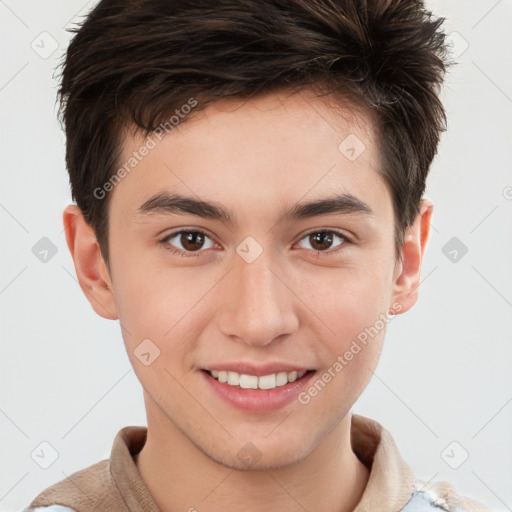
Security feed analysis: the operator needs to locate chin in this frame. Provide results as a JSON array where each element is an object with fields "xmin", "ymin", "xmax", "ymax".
[{"xmin": 205, "ymin": 438, "xmax": 314, "ymax": 472}]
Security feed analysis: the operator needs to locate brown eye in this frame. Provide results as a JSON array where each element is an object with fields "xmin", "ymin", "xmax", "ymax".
[
  {"xmin": 162, "ymin": 230, "xmax": 215, "ymax": 255},
  {"xmin": 297, "ymin": 230, "xmax": 346, "ymax": 253},
  {"xmin": 179, "ymin": 231, "xmax": 206, "ymax": 251}
]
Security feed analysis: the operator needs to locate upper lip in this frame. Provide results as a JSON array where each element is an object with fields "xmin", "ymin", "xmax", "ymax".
[{"xmin": 203, "ymin": 363, "xmax": 313, "ymax": 377}]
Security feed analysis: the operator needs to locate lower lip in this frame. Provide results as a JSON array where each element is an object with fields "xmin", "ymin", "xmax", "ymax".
[{"xmin": 201, "ymin": 370, "xmax": 316, "ymax": 413}]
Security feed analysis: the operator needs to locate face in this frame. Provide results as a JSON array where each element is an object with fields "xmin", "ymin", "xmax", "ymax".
[{"xmin": 67, "ymin": 88, "xmax": 424, "ymax": 471}]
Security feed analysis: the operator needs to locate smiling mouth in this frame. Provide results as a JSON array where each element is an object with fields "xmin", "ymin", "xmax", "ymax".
[{"xmin": 203, "ymin": 369, "xmax": 314, "ymax": 390}]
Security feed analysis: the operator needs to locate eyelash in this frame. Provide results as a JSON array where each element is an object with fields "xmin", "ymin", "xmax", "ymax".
[{"xmin": 159, "ymin": 228, "xmax": 352, "ymax": 258}]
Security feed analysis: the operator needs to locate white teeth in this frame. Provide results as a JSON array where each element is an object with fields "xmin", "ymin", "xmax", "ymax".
[
  {"xmin": 227, "ymin": 371, "xmax": 240, "ymax": 386},
  {"xmin": 276, "ymin": 372, "xmax": 288, "ymax": 386},
  {"xmin": 208, "ymin": 369, "xmax": 308, "ymax": 389},
  {"xmin": 258, "ymin": 374, "xmax": 276, "ymax": 390},
  {"xmin": 239, "ymin": 374, "xmax": 258, "ymax": 389}
]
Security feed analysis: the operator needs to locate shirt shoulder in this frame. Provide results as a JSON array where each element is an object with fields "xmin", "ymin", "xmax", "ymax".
[
  {"xmin": 22, "ymin": 506, "xmax": 77, "ymax": 512},
  {"xmin": 400, "ymin": 481, "xmax": 493, "ymax": 512},
  {"xmin": 24, "ymin": 425, "xmax": 149, "ymax": 512}
]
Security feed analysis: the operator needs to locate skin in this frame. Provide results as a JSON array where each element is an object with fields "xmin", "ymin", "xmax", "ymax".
[{"xmin": 63, "ymin": 88, "xmax": 432, "ymax": 512}]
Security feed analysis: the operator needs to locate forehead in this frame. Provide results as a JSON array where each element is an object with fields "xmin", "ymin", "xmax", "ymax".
[{"xmin": 110, "ymin": 88, "xmax": 386, "ymax": 221}]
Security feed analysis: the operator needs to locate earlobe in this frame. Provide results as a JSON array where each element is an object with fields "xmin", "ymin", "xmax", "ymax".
[
  {"xmin": 63, "ymin": 205, "xmax": 118, "ymax": 320},
  {"xmin": 390, "ymin": 199, "xmax": 433, "ymax": 315}
]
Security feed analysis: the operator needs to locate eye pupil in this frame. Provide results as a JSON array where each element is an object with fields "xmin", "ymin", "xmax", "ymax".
[
  {"xmin": 181, "ymin": 231, "xmax": 205, "ymax": 251},
  {"xmin": 310, "ymin": 232, "xmax": 334, "ymax": 251}
]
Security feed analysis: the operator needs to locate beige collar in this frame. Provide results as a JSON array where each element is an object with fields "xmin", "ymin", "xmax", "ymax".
[
  {"xmin": 350, "ymin": 414, "xmax": 416, "ymax": 511},
  {"xmin": 108, "ymin": 414, "xmax": 416, "ymax": 511}
]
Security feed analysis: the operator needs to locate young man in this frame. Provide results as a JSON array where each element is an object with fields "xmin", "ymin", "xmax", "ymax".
[{"xmin": 25, "ymin": 0, "xmax": 490, "ymax": 511}]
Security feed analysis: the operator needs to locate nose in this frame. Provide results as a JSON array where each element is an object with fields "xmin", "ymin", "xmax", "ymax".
[{"xmin": 217, "ymin": 253, "xmax": 299, "ymax": 347}]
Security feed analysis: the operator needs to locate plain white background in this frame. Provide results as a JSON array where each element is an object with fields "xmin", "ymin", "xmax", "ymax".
[{"xmin": 1, "ymin": 1, "xmax": 511, "ymax": 511}]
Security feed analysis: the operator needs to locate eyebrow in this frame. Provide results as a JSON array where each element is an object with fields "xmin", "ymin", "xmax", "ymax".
[{"xmin": 135, "ymin": 191, "xmax": 372, "ymax": 225}]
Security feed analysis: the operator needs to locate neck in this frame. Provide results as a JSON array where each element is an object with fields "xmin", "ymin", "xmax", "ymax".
[{"xmin": 135, "ymin": 402, "xmax": 369, "ymax": 512}]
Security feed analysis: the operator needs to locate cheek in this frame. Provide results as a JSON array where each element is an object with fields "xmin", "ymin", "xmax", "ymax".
[
  {"xmin": 302, "ymin": 263, "xmax": 394, "ymax": 345},
  {"xmin": 296, "ymin": 269, "xmax": 392, "ymax": 414},
  {"xmin": 112, "ymin": 262, "xmax": 214, "ymax": 363},
  {"xmin": 293, "ymin": 262, "xmax": 392, "ymax": 401}
]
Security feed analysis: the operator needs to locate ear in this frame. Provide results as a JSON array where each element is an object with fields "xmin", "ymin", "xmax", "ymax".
[
  {"xmin": 389, "ymin": 199, "xmax": 433, "ymax": 315},
  {"xmin": 63, "ymin": 205, "xmax": 118, "ymax": 320}
]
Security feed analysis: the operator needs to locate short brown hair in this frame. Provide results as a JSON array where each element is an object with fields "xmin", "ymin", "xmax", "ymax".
[{"xmin": 57, "ymin": 0, "xmax": 449, "ymax": 269}]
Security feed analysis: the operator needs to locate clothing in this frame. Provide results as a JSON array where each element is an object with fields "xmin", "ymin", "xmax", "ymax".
[{"xmin": 23, "ymin": 414, "xmax": 490, "ymax": 512}]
